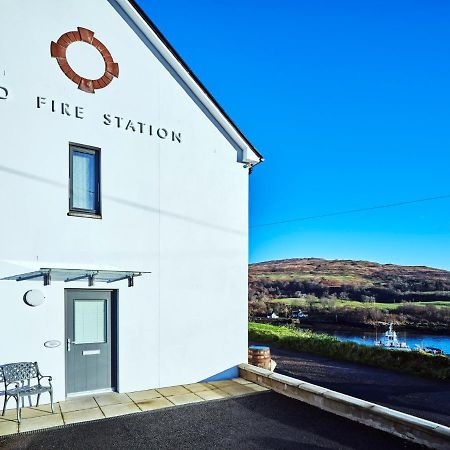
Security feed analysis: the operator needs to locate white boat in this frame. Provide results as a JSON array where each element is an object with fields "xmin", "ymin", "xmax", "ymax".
[
  {"xmin": 374, "ymin": 323, "xmax": 411, "ymax": 351},
  {"xmin": 414, "ymin": 345, "xmax": 445, "ymax": 356}
]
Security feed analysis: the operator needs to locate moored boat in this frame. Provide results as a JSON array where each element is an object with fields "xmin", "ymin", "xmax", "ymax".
[
  {"xmin": 374, "ymin": 323, "xmax": 411, "ymax": 351},
  {"xmin": 414, "ymin": 345, "xmax": 445, "ymax": 356}
]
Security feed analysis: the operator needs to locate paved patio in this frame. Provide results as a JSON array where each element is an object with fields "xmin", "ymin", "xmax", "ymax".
[{"xmin": 0, "ymin": 378, "xmax": 268, "ymax": 436}]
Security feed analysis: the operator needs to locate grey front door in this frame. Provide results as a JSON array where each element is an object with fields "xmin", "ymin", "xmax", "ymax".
[{"xmin": 65, "ymin": 290, "xmax": 114, "ymax": 395}]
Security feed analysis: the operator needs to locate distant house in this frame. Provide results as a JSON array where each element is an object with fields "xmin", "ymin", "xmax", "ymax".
[{"xmin": 0, "ymin": 0, "xmax": 262, "ymax": 404}]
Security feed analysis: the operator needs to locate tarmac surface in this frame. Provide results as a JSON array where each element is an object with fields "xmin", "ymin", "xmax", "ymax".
[
  {"xmin": 0, "ymin": 392, "xmax": 424, "ymax": 450},
  {"xmin": 270, "ymin": 346, "xmax": 450, "ymax": 426}
]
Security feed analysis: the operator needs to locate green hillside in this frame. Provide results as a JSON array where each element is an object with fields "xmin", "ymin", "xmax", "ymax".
[{"xmin": 248, "ymin": 258, "xmax": 450, "ymax": 332}]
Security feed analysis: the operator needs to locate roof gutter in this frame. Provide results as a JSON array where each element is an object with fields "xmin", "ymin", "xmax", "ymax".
[{"xmin": 113, "ymin": 0, "xmax": 263, "ymax": 166}]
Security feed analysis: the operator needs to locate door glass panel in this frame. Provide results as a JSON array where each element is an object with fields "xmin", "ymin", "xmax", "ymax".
[{"xmin": 74, "ymin": 299, "xmax": 106, "ymax": 344}]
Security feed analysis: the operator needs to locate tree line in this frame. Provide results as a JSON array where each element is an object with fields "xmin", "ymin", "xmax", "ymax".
[{"xmin": 249, "ymin": 278, "xmax": 450, "ymax": 304}]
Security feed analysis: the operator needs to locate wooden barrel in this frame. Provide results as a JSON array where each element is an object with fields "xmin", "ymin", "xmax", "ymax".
[{"xmin": 248, "ymin": 345, "xmax": 271, "ymax": 370}]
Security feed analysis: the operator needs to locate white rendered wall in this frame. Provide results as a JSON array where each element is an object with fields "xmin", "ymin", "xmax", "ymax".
[{"xmin": 0, "ymin": 0, "xmax": 249, "ymax": 404}]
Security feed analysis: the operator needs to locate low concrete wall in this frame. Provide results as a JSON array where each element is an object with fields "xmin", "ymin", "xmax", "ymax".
[{"xmin": 239, "ymin": 363, "xmax": 450, "ymax": 450}]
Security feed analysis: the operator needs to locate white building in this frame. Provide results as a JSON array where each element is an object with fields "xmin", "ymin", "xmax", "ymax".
[{"xmin": 0, "ymin": 0, "xmax": 262, "ymax": 403}]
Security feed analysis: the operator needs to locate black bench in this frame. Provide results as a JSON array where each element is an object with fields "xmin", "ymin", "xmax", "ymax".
[{"xmin": 1, "ymin": 362, "xmax": 53, "ymax": 423}]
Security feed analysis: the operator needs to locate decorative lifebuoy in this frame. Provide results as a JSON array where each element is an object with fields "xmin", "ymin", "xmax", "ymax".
[
  {"xmin": 0, "ymin": 86, "xmax": 8, "ymax": 99},
  {"xmin": 50, "ymin": 27, "xmax": 119, "ymax": 94}
]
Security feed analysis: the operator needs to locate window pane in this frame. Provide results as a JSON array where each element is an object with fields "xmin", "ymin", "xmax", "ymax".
[
  {"xmin": 72, "ymin": 151, "xmax": 97, "ymax": 211},
  {"xmin": 74, "ymin": 300, "xmax": 106, "ymax": 344}
]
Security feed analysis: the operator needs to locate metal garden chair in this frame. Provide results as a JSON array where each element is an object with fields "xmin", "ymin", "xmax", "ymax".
[{"xmin": 1, "ymin": 362, "xmax": 53, "ymax": 423}]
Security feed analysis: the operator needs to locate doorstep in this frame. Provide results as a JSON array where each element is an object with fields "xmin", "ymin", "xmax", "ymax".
[{"xmin": 0, "ymin": 378, "xmax": 268, "ymax": 436}]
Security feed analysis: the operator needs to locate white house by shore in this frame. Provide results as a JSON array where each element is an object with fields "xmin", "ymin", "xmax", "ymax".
[{"xmin": 0, "ymin": 0, "xmax": 262, "ymax": 404}]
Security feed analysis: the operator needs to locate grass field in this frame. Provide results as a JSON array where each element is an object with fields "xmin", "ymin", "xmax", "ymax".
[
  {"xmin": 266, "ymin": 298, "xmax": 450, "ymax": 310},
  {"xmin": 414, "ymin": 301, "xmax": 450, "ymax": 308},
  {"xmin": 251, "ymin": 273, "xmax": 369, "ymax": 284}
]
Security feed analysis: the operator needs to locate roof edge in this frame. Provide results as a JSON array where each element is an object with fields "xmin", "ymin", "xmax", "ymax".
[{"xmin": 117, "ymin": 0, "xmax": 263, "ymax": 165}]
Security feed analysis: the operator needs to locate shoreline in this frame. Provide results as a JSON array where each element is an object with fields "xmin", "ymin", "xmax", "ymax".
[
  {"xmin": 298, "ymin": 321, "xmax": 450, "ymax": 336},
  {"xmin": 248, "ymin": 322, "xmax": 450, "ymax": 380},
  {"xmin": 251, "ymin": 317, "xmax": 450, "ymax": 335}
]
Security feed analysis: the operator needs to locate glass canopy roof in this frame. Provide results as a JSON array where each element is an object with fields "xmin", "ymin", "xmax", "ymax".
[{"xmin": 1, "ymin": 268, "xmax": 150, "ymax": 287}]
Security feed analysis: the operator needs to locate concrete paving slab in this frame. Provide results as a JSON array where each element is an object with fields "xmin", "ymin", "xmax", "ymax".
[
  {"xmin": 59, "ymin": 396, "xmax": 97, "ymax": 413},
  {"xmin": 127, "ymin": 389, "xmax": 162, "ymax": 402},
  {"xmin": 19, "ymin": 413, "xmax": 64, "ymax": 433},
  {"xmin": 196, "ymin": 389, "xmax": 230, "ymax": 401},
  {"xmin": 0, "ymin": 420, "xmax": 18, "ymax": 436},
  {"xmin": 207, "ymin": 380, "xmax": 237, "ymax": 389},
  {"xmin": 218, "ymin": 383, "xmax": 257, "ymax": 396},
  {"xmin": 63, "ymin": 407, "xmax": 104, "ymax": 425},
  {"xmin": 2, "ymin": 404, "xmax": 55, "ymax": 420},
  {"xmin": 101, "ymin": 403, "xmax": 140, "ymax": 418},
  {"xmin": 156, "ymin": 386, "xmax": 190, "ymax": 396},
  {"xmin": 94, "ymin": 392, "xmax": 133, "ymax": 407},
  {"xmin": 246, "ymin": 383, "xmax": 270, "ymax": 392},
  {"xmin": 167, "ymin": 393, "xmax": 204, "ymax": 406},
  {"xmin": 137, "ymin": 397, "xmax": 173, "ymax": 411},
  {"xmin": 183, "ymin": 383, "xmax": 213, "ymax": 393}
]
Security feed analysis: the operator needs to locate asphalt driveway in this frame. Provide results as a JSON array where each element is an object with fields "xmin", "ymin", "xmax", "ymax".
[
  {"xmin": 1, "ymin": 392, "xmax": 424, "ymax": 450},
  {"xmin": 269, "ymin": 346, "xmax": 450, "ymax": 426}
]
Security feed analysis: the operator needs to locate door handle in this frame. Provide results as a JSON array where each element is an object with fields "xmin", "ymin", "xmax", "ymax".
[{"xmin": 67, "ymin": 338, "xmax": 78, "ymax": 351}]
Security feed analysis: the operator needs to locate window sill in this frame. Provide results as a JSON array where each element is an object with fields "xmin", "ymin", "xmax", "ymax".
[{"xmin": 67, "ymin": 211, "xmax": 102, "ymax": 220}]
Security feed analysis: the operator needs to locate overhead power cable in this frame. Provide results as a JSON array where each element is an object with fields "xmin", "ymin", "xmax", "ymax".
[{"xmin": 250, "ymin": 193, "xmax": 450, "ymax": 229}]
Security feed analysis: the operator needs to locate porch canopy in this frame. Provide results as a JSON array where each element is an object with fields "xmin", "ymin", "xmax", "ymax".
[{"xmin": 1, "ymin": 268, "xmax": 150, "ymax": 287}]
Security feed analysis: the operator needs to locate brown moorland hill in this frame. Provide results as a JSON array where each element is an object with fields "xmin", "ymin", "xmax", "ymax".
[
  {"xmin": 249, "ymin": 258, "xmax": 450, "ymax": 303},
  {"xmin": 250, "ymin": 258, "xmax": 450, "ymax": 287}
]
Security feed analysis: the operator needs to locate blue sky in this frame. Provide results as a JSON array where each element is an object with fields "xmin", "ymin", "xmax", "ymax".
[{"xmin": 138, "ymin": 1, "xmax": 450, "ymax": 269}]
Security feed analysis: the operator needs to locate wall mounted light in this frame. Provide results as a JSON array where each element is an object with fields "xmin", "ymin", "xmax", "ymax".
[{"xmin": 23, "ymin": 289, "xmax": 46, "ymax": 307}]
